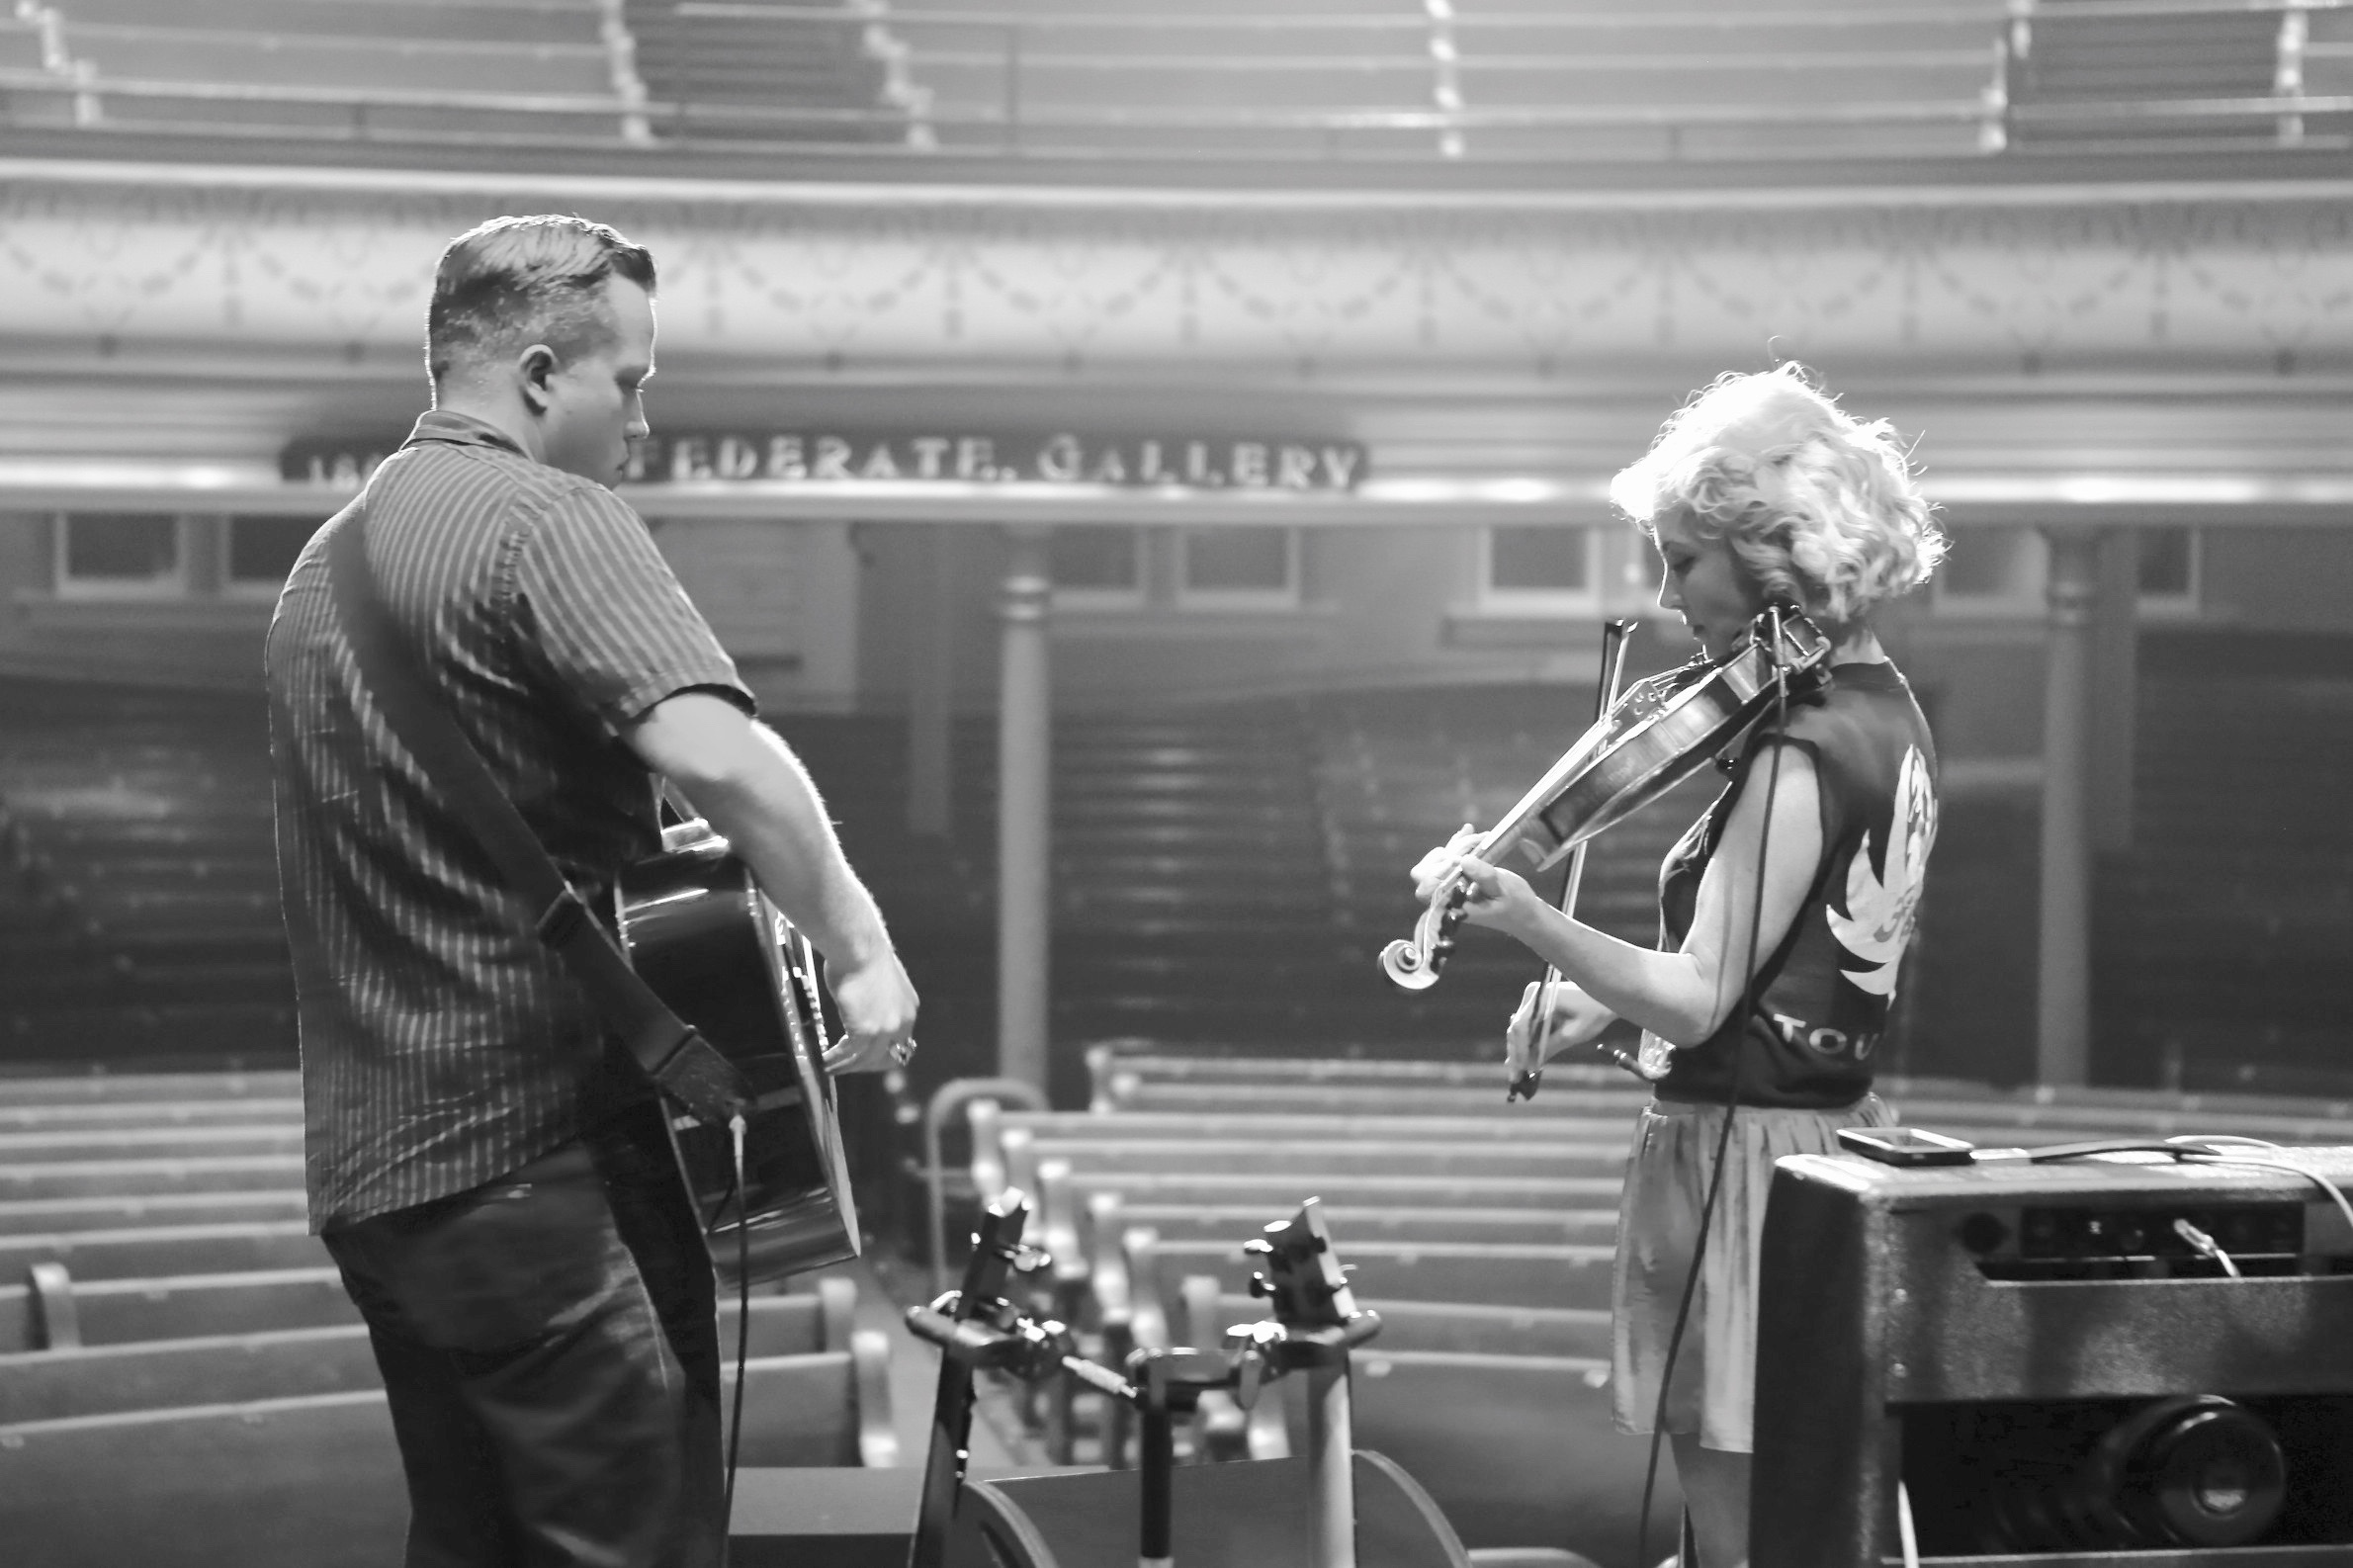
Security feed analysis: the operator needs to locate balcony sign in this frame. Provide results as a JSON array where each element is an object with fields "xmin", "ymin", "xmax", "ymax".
[{"xmin": 282, "ymin": 430, "xmax": 1368, "ymax": 492}]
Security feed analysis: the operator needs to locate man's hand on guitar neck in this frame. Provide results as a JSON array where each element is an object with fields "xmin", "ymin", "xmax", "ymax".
[{"xmin": 625, "ymin": 691, "xmax": 919, "ymax": 1073}]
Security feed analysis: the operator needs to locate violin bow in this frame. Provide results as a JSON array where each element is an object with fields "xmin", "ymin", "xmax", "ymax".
[{"xmin": 1507, "ymin": 618, "xmax": 1637, "ymax": 1101}]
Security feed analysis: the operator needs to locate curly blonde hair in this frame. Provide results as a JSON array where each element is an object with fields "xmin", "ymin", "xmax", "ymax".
[{"xmin": 1608, "ymin": 365, "xmax": 1946, "ymax": 635}]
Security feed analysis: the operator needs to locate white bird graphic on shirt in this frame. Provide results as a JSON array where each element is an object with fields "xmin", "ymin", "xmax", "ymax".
[{"xmin": 1828, "ymin": 745, "xmax": 1937, "ymax": 998}]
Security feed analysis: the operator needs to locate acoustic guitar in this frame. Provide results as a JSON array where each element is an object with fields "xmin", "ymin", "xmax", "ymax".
[{"xmin": 613, "ymin": 820, "xmax": 862, "ymax": 1288}]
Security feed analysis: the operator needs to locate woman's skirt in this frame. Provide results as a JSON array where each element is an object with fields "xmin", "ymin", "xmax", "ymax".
[{"xmin": 1609, "ymin": 1091, "xmax": 1893, "ymax": 1453}]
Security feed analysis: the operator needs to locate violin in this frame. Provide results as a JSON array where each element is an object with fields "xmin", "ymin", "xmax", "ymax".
[{"xmin": 1378, "ymin": 605, "xmax": 1833, "ymax": 994}]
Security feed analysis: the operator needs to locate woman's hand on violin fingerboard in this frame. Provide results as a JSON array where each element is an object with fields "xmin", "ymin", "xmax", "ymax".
[
  {"xmin": 1442, "ymin": 848, "xmax": 1547, "ymax": 938},
  {"xmin": 1410, "ymin": 825, "xmax": 1485, "ymax": 903}
]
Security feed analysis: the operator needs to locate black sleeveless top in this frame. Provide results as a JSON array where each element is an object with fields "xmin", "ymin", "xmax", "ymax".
[{"xmin": 1650, "ymin": 660, "xmax": 1939, "ymax": 1109}]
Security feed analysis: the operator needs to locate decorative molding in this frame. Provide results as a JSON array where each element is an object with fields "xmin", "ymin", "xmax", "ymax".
[{"xmin": 0, "ymin": 172, "xmax": 2347, "ymax": 376}]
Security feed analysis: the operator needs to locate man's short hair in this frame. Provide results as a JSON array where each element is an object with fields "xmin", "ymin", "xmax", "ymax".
[{"xmin": 426, "ymin": 215, "xmax": 656, "ymax": 388}]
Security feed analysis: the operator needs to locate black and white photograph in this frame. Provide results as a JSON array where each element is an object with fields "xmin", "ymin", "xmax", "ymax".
[{"xmin": 1, "ymin": 2, "xmax": 2350, "ymax": 1565}]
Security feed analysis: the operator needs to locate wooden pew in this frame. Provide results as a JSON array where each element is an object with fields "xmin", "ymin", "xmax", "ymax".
[
  {"xmin": 991, "ymin": 1107, "xmax": 1635, "ymax": 1147},
  {"xmin": 0, "ymin": 1265, "xmax": 356, "ymax": 1350},
  {"xmin": 0, "ymin": 1156, "xmax": 306, "ymax": 1200},
  {"xmin": 0, "ymin": 1323, "xmax": 384, "ymax": 1421},
  {"xmin": 1107, "ymin": 1203, "xmax": 1616, "ymax": 1250},
  {"xmin": 1123, "ymin": 1227, "xmax": 1614, "ymax": 1312},
  {"xmin": 1185, "ymin": 1287, "xmax": 1612, "ymax": 1360},
  {"xmin": 0, "ymin": 1099, "xmax": 302, "ymax": 1133},
  {"xmin": 1081, "ymin": 1045, "xmax": 1629, "ymax": 1102},
  {"xmin": 1, "ymin": 1263, "xmax": 859, "ymax": 1352},
  {"xmin": 0, "ymin": 1343, "xmax": 899, "ymax": 1567},
  {"xmin": 998, "ymin": 1134, "xmax": 1624, "ymax": 1189},
  {"xmin": 0, "ymin": 1126, "xmax": 305, "ymax": 1164},
  {"xmin": 991, "ymin": 1135, "xmax": 1622, "ymax": 1276},
  {"xmin": 1028, "ymin": 1173, "xmax": 1620, "ymax": 1318},
  {"xmin": 0, "ymin": 1070, "xmax": 300, "ymax": 1106},
  {"xmin": 1085, "ymin": 1050, "xmax": 2353, "ymax": 1144},
  {"xmin": 1088, "ymin": 1076, "xmax": 2353, "ymax": 1148},
  {"xmin": 0, "ymin": 1191, "xmax": 308, "ymax": 1235},
  {"xmin": 0, "ymin": 1286, "xmax": 858, "ymax": 1421},
  {"xmin": 0, "ymin": 1220, "xmax": 326, "ymax": 1280},
  {"xmin": 1029, "ymin": 1167, "xmax": 1621, "ymax": 1213},
  {"xmin": 1084, "ymin": 1048, "xmax": 1650, "ymax": 1116},
  {"xmin": 1103, "ymin": 1080, "xmax": 1651, "ymax": 1120}
]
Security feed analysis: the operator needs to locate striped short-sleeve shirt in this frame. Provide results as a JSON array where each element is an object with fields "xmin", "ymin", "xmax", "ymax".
[{"xmin": 266, "ymin": 410, "xmax": 754, "ymax": 1229}]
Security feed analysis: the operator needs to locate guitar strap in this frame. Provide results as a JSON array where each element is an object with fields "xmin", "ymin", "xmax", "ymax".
[{"xmin": 325, "ymin": 505, "xmax": 755, "ymax": 1129}]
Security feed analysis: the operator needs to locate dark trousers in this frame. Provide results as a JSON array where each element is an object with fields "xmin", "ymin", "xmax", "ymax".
[{"xmin": 323, "ymin": 1100, "xmax": 723, "ymax": 1568}]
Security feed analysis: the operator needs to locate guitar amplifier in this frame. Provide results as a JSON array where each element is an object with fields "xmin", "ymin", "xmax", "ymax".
[{"xmin": 1751, "ymin": 1143, "xmax": 2353, "ymax": 1568}]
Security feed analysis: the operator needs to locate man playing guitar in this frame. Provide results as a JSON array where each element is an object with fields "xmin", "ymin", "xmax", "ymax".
[{"xmin": 266, "ymin": 214, "xmax": 916, "ymax": 1568}]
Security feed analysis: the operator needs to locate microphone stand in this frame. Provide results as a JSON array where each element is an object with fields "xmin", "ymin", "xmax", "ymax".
[{"xmin": 1508, "ymin": 619, "xmax": 1640, "ymax": 1100}]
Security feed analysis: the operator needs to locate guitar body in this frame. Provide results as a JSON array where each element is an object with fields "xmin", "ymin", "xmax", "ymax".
[{"xmin": 613, "ymin": 823, "xmax": 861, "ymax": 1287}]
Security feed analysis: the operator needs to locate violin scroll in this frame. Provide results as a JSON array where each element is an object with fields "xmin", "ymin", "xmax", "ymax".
[{"xmin": 1377, "ymin": 876, "xmax": 1472, "ymax": 990}]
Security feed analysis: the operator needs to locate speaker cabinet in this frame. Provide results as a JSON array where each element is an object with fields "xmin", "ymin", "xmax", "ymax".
[{"xmin": 1752, "ymin": 1146, "xmax": 2353, "ymax": 1567}]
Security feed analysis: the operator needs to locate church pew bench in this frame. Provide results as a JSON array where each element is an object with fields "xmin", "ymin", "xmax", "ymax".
[
  {"xmin": 995, "ymin": 1135, "xmax": 1626, "ymax": 1194},
  {"xmin": 0, "ymin": 1070, "xmax": 301, "ymax": 1107},
  {"xmin": 0, "ymin": 1264, "xmax": 358, "ymax": 1350},
  {"xmin": 0, "ymin": 1286, "xmax": 863, "ymax": 1422},
  {"xmin": 1120, "ymin": 1226, "xmax": 1614, "ymax": 1314},
  {"xmin": 0, "ymin": 1220, "xmax": 325, "ymax": 1281},
  {"xmin": 984, "ymin": 1105, "xmax": 1635, "ymax": 1149},
  {"xmin": 1027, "ymin": 1166, "xmax": 1620, "ymax": 1214},
  {"xmin": 0, "ymin": 1099, "xmax": 302, "ymax": 1133},
  {"xmin": 1104, "ymin": 1202, "xmax": 1617, "ymax": 1251},
  {"xmin": 0, "ymin": 1190, "xmax": 308, "ymax": 1235},
  {"xmin": 0, "ymin": 1264, "xmax": 857, "ymax": 1351},
  {"xmin": 0, "ymin": 1125, "xmax": 305, "ymax": 1164},
  {"xmin": 1184, "ymin": 1285, "xmax": 1613, "ymax": 1360},
  {"xmin": 1085, "ymin": 1051, "xmax": 2353, "ymax": 1142},
  {"xmin": 0, "ymin": 1156, "xmax": 306, "ymax": 1200}
]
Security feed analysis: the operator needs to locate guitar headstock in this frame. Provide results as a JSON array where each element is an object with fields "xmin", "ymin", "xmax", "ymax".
[{"xmin": 1243, "ymin": 1197, "xmax": 1356, "ymax": 1332}]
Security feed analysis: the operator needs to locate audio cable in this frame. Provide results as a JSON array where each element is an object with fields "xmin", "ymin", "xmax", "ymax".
[
  {"xmin": 719, "ymin": 1113, "xmax": 752, "ymax": 1537},
  {"xmin": 1633, "ymin": 616, "xmax": 1794, "ymax": 1568},
  {"xmin": 2171, "ymin": 1217, "xmax": 2239, "ymax": 1278}
]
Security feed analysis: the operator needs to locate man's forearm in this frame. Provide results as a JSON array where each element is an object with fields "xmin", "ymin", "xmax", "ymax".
[{"xmin": 671, "ymin": 724, "xmax": 895, "ymax": 972}]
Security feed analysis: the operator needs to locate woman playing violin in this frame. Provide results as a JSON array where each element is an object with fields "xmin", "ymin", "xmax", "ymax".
[{"xmin": 1413, "ymin": 365, "xmax": 1945, "ymax": 1568}]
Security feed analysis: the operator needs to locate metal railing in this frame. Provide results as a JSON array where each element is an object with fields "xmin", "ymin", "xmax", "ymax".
[{"xmin": 0, "ymin": 2, "xmax": 2345, "ymax": 164}]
